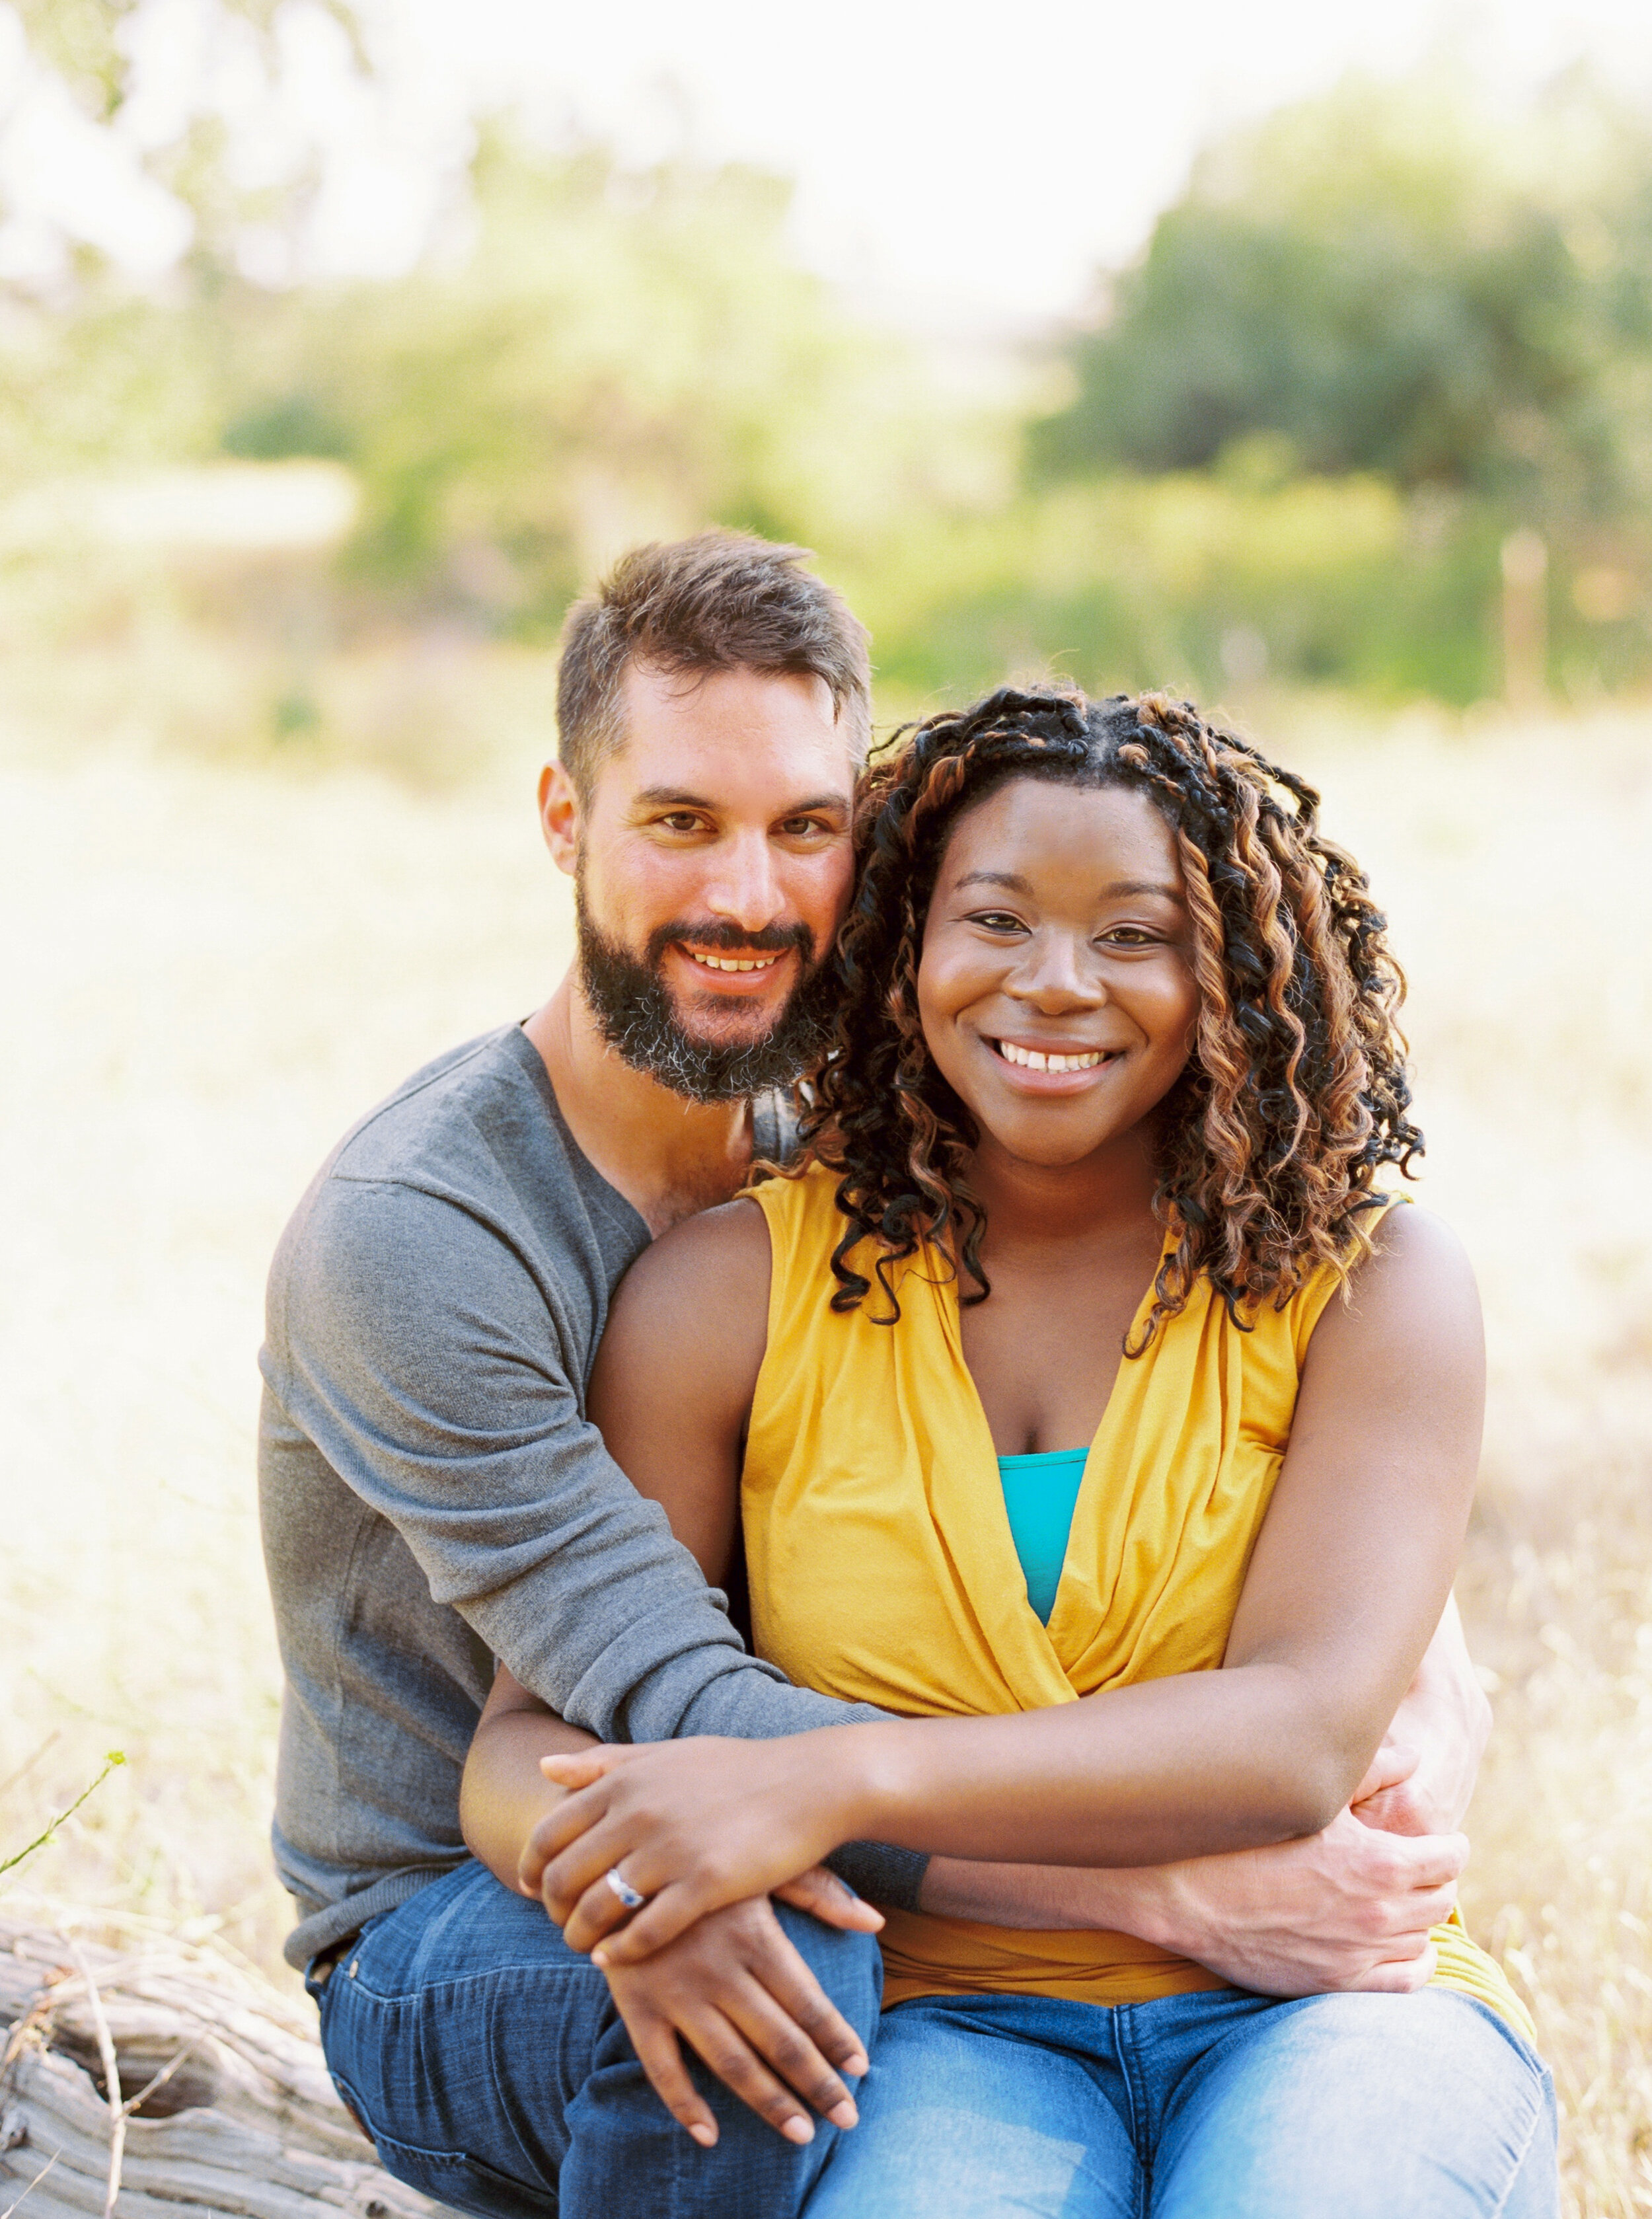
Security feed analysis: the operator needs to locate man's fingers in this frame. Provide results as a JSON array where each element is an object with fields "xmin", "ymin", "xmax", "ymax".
[
  {"xmin": 1388, "ymin": 1829, "xmax": 1470, "ymax": 1887},
  {"xmin": 772, "ymin": 1867, "xmax": 885, "ymax": 1936},
  {"xmin": 539, "ymin": 1751, "xmax": 615, "ymax": 1791},
  {"xmin": 1352, "ymin": 1738, "xmax": 1420, "ymax": 1808},
  {"xmin": 1345, "ymin": 1940, "xmax": 1440, "ymax": 1994},
  {"xmin": 613, "ymin": 2006, "xmax": 720, "ymax": 2148}
]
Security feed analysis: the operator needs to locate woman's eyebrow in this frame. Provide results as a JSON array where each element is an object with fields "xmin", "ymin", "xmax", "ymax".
[{"xmin": 951, "ymin": 868, "xmax": 1182, "ymax": 901}]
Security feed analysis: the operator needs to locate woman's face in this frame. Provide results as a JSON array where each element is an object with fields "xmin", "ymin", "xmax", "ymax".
[{"xmin": 916, "ymin": 776, "xmax": 1200, "ymax": 1172}]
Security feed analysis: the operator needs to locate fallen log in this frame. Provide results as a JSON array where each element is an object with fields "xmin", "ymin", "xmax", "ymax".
[{"xmin": 0, "ymin": 1910, "xmax": 459, "ymax": 2217}]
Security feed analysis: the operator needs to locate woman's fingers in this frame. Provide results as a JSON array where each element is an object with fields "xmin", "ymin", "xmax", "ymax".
[
  {"xmin": 559, "ymin": 1867, "xmax": 642, "ymax": 1951},
  {"xmin": 772, "ymin": 1866, "xmax": 885, "ymax": 1935},
  {"xmin": 591, "ymin": 1880, "xmax": 710, "ymax": 1965},
  {"xmin": 714, "ymin": 1974, "xmax": 860, "ymax": 2130},
  {"xmin": 667, "ymin": 2003, "xmax": 818, "ymax": 2146},
  {"xmin": 612, "ymin": 2004, "xmax": 721, "ymax": 2148}
]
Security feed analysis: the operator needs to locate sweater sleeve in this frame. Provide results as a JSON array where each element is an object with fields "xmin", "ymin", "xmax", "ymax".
[{"xmin": 265, "ymin": 1172, "xmax": 928, "ymax": 1908}]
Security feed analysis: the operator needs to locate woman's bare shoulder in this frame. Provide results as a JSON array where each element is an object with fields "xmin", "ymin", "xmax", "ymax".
[
  {"xmin": 1308, "ymin": 1200, "xmax": 1482, "ymax": 1377},
  {"xmin": 591, "ymin": 1196, "xmax": 773, "ymax": 1437}
]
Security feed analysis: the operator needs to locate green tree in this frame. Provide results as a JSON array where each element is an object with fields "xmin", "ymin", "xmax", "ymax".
[{"xmin": 1031, "ymin": 67, "xmax": 1652, "ymax": 524}]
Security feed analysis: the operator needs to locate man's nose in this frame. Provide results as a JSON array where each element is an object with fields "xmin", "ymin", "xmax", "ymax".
[{"xmin": 702, "ymin": 831, "xmax": 786, "ymax": 936}]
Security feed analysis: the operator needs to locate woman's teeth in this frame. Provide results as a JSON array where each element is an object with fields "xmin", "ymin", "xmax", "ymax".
[
  {"xmin": 996, "ymin": 1041, "xmax": 1106, "ymax": 1072},
  {"xmin": 685, "ymin": 950, "xmax": 783, "ymax": 973}
]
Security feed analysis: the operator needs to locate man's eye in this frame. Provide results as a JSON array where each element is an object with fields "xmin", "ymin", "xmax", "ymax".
[
  {"xmin": 659, "ymin": 813, "xmax": 704, "ymax": 834},
  {"xmin": 778, "ymin": 817, "xmax": 830, "ymax": 839}
]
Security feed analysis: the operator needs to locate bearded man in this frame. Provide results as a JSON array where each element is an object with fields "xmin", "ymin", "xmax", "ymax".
[{"xmin": 259, "ymin": 533, "xmax": 1487, "ymax": 2219}]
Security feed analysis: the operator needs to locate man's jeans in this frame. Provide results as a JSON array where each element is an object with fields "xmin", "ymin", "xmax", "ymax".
[
  {"xmin": 309, "ymin": 1858, "xmax": 882, "ymax": 2219},
  {"xmin": 804, "ymin": 1984, "xmax": 1558, "ymax": 2218}
]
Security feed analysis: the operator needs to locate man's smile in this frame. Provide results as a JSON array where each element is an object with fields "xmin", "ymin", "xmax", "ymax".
[{"xmin": 680, "ymin": 946, "xmax": 788, "ymax": 976}]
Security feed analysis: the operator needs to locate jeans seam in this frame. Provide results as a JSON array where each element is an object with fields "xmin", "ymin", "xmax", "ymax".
[
  {"xmin": 1485, "ymin": 2074, "xmax": 1550, "ymax": 2219},
  {"xmin": 1111, "ymin": 2005, "xmax": 1150, "ymax": 2219}
]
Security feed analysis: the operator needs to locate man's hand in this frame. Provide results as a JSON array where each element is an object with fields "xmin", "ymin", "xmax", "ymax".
[
  {"xmin": 595, "ymin": 1877, "xmax": 878, "ymax": 2149},
  {"xmin": 1349, "ymin": 1595, "xmax": 1490, "ymax": 1836},
  {"xmin": 1146, "ymin": 1808, "xmax": 1467, "ymax": 1995}
]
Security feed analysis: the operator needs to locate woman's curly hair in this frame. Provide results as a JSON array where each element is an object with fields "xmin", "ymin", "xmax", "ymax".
[{"xmin": 795, "ymin": 685, "xmax": 1422, "ymax": 1343}]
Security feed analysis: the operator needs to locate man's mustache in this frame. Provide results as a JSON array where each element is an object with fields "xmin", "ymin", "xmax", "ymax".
[{"xmin": 644, "ymin": 918, "xmax": 816, "ymax": 966}]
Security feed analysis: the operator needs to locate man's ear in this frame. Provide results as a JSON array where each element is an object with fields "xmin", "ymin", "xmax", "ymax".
[{"xmin": 538, "ymin": 761, "xmax": 582, "ymax": 878}]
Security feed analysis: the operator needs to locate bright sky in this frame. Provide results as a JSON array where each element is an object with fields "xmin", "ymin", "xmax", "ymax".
[{"xmin": 4, "ymin": 0, "xmax": 1652, "ymax": 324}]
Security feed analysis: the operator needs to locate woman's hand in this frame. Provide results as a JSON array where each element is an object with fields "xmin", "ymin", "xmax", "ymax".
[
  {"xmin": 523, "ymin": 1736, "xmax": 872, "ymax": 1961},
  {"xmin": 597, "ymin": 1888, "xmax": 878, "ymax": 2147}
]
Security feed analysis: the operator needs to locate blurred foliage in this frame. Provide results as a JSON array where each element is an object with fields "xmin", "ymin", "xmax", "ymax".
[
  {"xmin": 3, "ymin": 28, "xmax": 1652, "ymax": 728},
  {"xmin": 207, "ymin": 126, "xmax": 977, "ymax": 632},
  {"xmin": 1031, "ymin": 67, "xmax": 1652, "ymax": 522}
]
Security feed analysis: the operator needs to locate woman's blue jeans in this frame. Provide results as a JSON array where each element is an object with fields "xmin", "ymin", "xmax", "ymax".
[
  {"xmin": 803, "ymin": 1984, "xmax": 1558, "ymax": 2218},
  {"xmin": 310, "ymin": 1858, "xmax": 882, "ymax": 2219}
]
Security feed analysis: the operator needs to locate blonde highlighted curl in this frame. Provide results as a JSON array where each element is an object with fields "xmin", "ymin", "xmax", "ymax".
[{"xmin": 794, "ymin": 687, "xmax": 1421, "ymax": 1343}]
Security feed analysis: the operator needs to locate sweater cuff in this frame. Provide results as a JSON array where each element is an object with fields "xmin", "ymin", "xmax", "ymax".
[{"xmin": 825, "ymin": 1840, "xmax": 929, "ymax": 1914}]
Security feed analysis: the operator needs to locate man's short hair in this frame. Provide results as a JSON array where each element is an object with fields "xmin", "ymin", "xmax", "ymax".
[{"xmin": 556, "ymin": 532, "xmax": 872, "ymax": 802}]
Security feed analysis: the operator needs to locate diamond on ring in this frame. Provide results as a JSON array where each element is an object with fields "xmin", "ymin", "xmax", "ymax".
[{"xmin": 605, "ymin": 1865, "xmax": 646, "ymax": 1911}]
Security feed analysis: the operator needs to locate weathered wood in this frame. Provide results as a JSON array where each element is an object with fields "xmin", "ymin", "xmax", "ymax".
[{"xmin": 0, "ymin": 1913, "xmax": 461, "ymax": 2217}]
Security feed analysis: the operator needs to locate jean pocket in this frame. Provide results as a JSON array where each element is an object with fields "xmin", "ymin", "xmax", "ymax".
[
  {"xmin": 332, "ymin": 2073, "xmax": 558, "ymax": 2219},
  {"xmin": 367, "ymin": 2128, "xmax": 560, "ymax": 2219}
]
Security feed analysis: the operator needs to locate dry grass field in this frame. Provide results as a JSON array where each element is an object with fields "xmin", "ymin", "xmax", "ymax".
[{"xmin": 3, "ymin": 651, "xmax": 1651, "ymax": 2212}]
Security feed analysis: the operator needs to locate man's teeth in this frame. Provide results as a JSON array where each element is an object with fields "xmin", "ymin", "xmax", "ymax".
[
  {"xmin": 685, "ymin": 949, "xmax": 783, "ymax": 973},
  {"xmin": 996, "ymin": 1041, "xmax": 1106, "ymax": 1072}
]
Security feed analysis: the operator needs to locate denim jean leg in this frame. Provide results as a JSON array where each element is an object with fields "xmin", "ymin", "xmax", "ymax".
[
  {"xmin": 557, "ymin": 1900, "xmax": 883, "ymax": 2219},
  {"xmin": 804, "ymin": 1994, "xmax": 1142, "ymax": 2219},
  {"xmin": 317, "ymin": 1862, "xmax": 607, "ymax": 2217},
  {"xmin": 1148, "ymin": 1990, "xmax": 1559, "ymax": 2219},
  {"xmin": 319, "ymin": 1865, "xmax": 884, "ymax": 2219}
]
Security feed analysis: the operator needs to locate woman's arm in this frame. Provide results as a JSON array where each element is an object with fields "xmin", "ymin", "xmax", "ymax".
[
  {"xmin": 529, "ymin": 1205, "xmax": 1487, "ymax": 1961},
  {"xmin": 584, "ymin": 1195, "xmax": 772, "ymax": 1585},
  {"xmin": 461, "ymin": 1665, "xmax": 599, "ymax": 1893}
]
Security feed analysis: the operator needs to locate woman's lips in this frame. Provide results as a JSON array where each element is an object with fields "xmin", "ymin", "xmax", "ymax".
[{"xmin": 985, "ymin": 1035, "xmax": 1124, "ymax": 1087}]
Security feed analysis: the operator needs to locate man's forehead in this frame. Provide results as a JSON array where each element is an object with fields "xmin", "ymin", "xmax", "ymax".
[{"xmin": 601, "ymin": 665, "xmax": 857, "ymax": 809}]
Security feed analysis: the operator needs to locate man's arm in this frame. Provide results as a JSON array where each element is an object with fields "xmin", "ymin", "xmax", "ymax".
[{"xmin": 271, "ymin": 1178, "xmax": 922, "ymax": 1840}]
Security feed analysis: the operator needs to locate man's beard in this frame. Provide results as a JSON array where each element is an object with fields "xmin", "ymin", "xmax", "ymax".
[{"xmin": 576, "ymin": 890, "xmax": 836, "ymax": 1105}]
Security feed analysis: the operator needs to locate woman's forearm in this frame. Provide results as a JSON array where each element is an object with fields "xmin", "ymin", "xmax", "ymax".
[
  {"xmin": 460, "ymin": 1706, "xmax": 597, "ymax": 1894},
  {"xmin": 823, "ymin": 1661, "xmax": 1363, "ymax": 1871},
  {"xmin": 534, "ymin": 1655, "xmax": 1390, "ymax": 1962}
]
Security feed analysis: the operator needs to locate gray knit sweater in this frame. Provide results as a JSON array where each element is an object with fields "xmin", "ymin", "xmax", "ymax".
[{"xmin": 258, "ymin": 1024, "xmax": 924, "ymax": 1969}]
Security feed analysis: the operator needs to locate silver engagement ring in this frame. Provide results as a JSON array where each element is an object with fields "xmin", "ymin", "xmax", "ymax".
[{"xmin": 604, "ymin": 1866, "xmax": 647, "ymax": 1911}]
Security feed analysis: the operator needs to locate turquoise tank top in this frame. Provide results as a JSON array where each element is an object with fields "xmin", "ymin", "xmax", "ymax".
[{"xmin": 996, "ymin": 1447, "xmax": 1089, "ymax": 1622}]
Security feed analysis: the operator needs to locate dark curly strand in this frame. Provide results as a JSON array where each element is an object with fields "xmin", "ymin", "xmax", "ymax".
[{"xmin": 796, "ymin": 686, "xmax": 1422, "ymax": 1341}]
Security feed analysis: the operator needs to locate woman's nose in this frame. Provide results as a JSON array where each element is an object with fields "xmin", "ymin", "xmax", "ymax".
[{"xmin": 1008, "ymin": 935, "xmax": 1104, "ymax": 1010}]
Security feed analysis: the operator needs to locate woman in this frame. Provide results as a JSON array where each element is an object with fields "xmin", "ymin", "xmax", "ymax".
[{"xmin": 466, "ymin": 689, "xmax": 1557, "ymax": 2215}]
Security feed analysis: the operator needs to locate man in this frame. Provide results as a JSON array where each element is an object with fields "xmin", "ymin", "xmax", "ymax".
[{"xmin": 260, "ymin": 532, "xmax": 1486, "ymax": 2219}]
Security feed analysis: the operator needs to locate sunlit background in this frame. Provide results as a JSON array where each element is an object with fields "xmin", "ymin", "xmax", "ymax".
[{"xmin": 5, "ymin": 3, "xmax": 1652, "ymax": 2212}]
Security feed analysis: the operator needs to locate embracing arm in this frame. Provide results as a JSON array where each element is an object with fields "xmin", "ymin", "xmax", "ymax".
[{"xmin": 536, "ymin": 1205, "xmax": 1487, "ymax": 1959}]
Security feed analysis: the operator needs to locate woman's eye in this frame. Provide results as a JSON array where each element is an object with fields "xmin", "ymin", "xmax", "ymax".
[
  {"xmin": 968, "ymin": 911, "xmax": 1026, "ymax": 934},
  {"xmin": 1100, "ymin": 926, "xmax": 1156, "ymax": 947}
]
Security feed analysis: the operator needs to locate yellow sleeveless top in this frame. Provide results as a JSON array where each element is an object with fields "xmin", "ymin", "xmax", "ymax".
[{"xmin": 742, "ymin": 1166, "xmax": 1528, "ymax": 2037}]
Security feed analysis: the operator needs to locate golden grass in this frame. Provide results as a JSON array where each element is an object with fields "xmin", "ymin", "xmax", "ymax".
[{"xmin": 3, "ymin": 650, "xmax": 1649, "ymax": 2211}]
